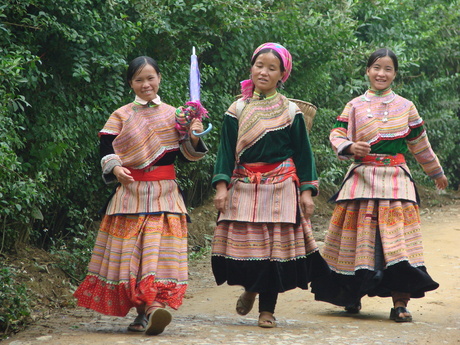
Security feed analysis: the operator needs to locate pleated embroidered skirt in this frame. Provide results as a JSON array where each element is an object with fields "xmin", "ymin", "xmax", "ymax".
[
  {"xmin": 212, "ymin": 215, "xmax": 330, "ymax": 293},
  {"xmin": 311, "ymin": 199, "xmax": 439, "ymax": 306},
  {"xmin": 74, "ymin": 212, "xmax": 188, "ymax": 316}
]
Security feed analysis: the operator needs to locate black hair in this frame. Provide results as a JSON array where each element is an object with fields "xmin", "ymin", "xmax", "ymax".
[
  {"xmin": 367, "ymin": 48, "xmax": 398, "ymax": 72},
  {"xmin": 251, "ymin": 48, "xmax": 285, "ymax": 72},
  {"xmin": 126, "ymin": 56, "xmax": 161, "ymax": 84}
]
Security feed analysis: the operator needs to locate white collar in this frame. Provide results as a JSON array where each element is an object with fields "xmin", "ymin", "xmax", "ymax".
[{"xmin": 134, "ymin": 95, "xmax": 162, "ymax": 105}]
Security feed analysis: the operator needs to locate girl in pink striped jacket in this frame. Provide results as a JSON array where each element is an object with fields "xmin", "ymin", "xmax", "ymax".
[{"xmin": 312, "ymin": 48, "xmax": 448, "ymax": 323}]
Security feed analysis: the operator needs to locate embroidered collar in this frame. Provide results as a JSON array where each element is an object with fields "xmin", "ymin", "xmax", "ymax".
[
  {"xmin": 253, "ymin": 91, "xmax": 277, "ymax": 100},
  {"xmin": 363, "ymin": 88, "xmax": 396, "ymax": 104},
  {"xmin": 134, "ymin": 95, "xmax": 162, "ymax": 106}
]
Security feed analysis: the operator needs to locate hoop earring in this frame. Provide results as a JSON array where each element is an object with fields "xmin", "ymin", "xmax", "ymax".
[{"xmin": 277, "ymin": 80, "xmax": 284, "ymax": 89}]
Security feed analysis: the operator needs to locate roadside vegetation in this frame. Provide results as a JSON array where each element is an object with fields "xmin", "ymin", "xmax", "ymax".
[{"xmin": 1, "ymin": 0, "xmax": 459, "ymax": 337}]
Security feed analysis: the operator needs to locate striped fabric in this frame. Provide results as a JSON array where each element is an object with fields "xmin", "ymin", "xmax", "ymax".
[
  {"xmin": 179, "ymin": 137, "xmax": 207, "ymax": 162},
  {"xmin": 330, "ymin": 89, "xmax": 444, "ymax": 179},
  {"xmin": 406, "ymin": 130, "xmax": 444, "ymax": 179},
  {"xmin": 218, "ymin": 178, "xmax": 297, "ymax": 223},
  {"xmin": 232, "ymin": 94, "xmax": 292, "ymax": 161},
  {"xmin": 100, "ymin": 102, "xmax": 180, "ymax": 169},
  {"xmin": 213, "ymin": 214, "xmax": 319, "ymax": 262},
  {"xmin": 217, "ymin": 159, "xmax": 298, "ymax": 223},
  {"xmin": 322, "ymin": 199, "xmax": 424, "ymax": 275},
  {"xmin": 105, "ymin": 178, "xmax": 187, "ymax": 215},
  {"xmin": 74, "ymin": 99, "xmax": 208, "ymax": 317},
  {"xmin": 332, "ymin": 89, "xmax": 423, "ymax": 151},
  {"xmin": 335, "ymin": 161, "xmax": 418, "ymax": 203},
  {"xmin": 74, "ymin": 213, "xmax": 188, "ymax": 316}
]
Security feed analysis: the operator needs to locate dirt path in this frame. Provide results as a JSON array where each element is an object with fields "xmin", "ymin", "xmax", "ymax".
[{"xmin": 5, "ymin": 200, "xmax": 460, "ymax": 345}]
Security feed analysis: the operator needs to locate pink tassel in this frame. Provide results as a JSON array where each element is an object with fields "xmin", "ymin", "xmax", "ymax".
[
  {"xmin": 240, "ymin": 79, "xmax": 254, "ymax": 100},
  {"xmin": 175, "ymin": 100, "xmax": 209, "ymax": 139}
]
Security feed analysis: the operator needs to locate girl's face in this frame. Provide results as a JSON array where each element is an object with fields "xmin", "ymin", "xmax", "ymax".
[
  {"xmin": 366, "ymin": 56, "xmax": 396, "ymax": 90},
  {"xmin": 251, "ymin": 52, "xmax": 285, "ymax": 95},
  {"xmin": 129, "ymin": 64, "xmax": 161, "ymax": 102}
]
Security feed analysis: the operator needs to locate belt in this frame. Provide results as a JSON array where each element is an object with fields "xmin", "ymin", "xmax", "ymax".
[
  {"xmin": 355, "ymin": 153, "xmax": 405, "ymax": 166},
  {"xmin": 126, "ymin": 165, "xmax": 176, "ymax": 181}
]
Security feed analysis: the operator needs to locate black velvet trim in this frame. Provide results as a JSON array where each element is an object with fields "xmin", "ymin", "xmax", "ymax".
[
  {"xmin": 211, "ymin": 251, "xmax": 330, "ymax": 293},
  {"xmin": 311, "ymin": 261, "xmax": 439, "ymax": 307},
  {"xmin": 100, "ymin": 134, "xmax": 116, "ymax": 159}
]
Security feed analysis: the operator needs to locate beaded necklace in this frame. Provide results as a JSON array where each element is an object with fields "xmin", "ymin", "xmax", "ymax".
[{"xmin": 363, "ymin": 89, "xmax": 396, "ymax": 123}]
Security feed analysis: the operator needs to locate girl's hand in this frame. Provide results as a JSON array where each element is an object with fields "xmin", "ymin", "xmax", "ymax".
[
  {"xmin": 350, "ymin": 141, "xmax": 371, "ymax": 157},
  {"xmin": 189, "ymin": 119, "xmax": 204, "ymax": 148},
  {"xmin": 214, "ymin": 181, "xmax": 228, "ymax": 212},
  {"xmin": 435, "ymin": 175, "xmax": 448, "ymax": 190},
  {"xmin": 113, "ymin": 166, "xmax": 135, "ymax": 185},
  {"xmin": 299, "ymin": 190, "xmax": 315, "ymax": 220}
]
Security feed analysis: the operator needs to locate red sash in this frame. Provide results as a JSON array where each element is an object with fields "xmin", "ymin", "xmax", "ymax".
[
  {"xmin": 127, "ymin": 165, "xmax": 176, "ymax": 181},
  {"xmin": 242, "ymin": 162, "xmax": 281, "ymax": 173},
  {"xmin": 236, "ymin": 159, "xmax": 299, "ymax": 185},
  {"xmin": 356, "ymin": 153, "xmax": 405, "ymax": 166}
]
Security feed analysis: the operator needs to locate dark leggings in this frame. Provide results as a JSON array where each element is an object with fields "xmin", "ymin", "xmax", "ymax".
[{"xmin": 258, "ymin": 291, "xmax": 279, "ymax": 314}]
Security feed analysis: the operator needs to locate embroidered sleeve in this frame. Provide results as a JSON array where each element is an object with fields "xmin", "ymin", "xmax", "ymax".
[
  {"xmin": 408, "ymin": 102, "xmax": 424, "ymax": 129},
  {"xmin": 330, "ymin": 115, "xmax": 354, "ymax": 160},
  {"xmin": 179, "ymin": 138, "xmax": 208, "ymax": 162},
  {"xmin": 406, "ymin": 129, "xmax": 444, "ymax": 179},
  {"xmin": 101, "ymin": 154, "xmax": 122, "ymax": 184}
]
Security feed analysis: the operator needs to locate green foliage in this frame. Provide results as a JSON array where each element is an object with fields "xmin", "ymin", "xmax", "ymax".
[
  {"xmin": 311, "ymin": 108, "xmax": 350, "ymax": 187},
  {"xmin": 49, "ymin": 216, "xmax": 98, "ymax": 284},
  {"xmin": 1, "ymin": 0, "xmax": 459, "ymax": 333},
  {"xmin": 0, "ymin": 264, "xmax": 31, "ymax": 336},
  {"xmin": 0, "ymin": 0, "xmax": 459, "ymax": 263},
  {"xmin": 1, "ymin": 0, "xmax": 141, "ymax": 251}
]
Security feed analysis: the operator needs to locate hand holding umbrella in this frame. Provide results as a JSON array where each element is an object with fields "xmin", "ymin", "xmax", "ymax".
[{"xmin": 175, "ymin": 47, "xmax": 212, "ymax": 138}]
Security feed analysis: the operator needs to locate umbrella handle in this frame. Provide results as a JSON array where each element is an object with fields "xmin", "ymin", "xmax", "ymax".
[{"xmin": 193, "ymin": 123, "xmax": 213, "ymax": 137}]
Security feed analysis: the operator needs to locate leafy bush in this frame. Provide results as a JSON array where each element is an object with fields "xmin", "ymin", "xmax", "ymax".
[
  {"xmin": 0, "ymin": 265, "xmax": 30, "ymax": 337},
  {"xmin": 0, "ymin": 0, "xmax": 458, "ymax": 256},
  {"xmin": 0, "ymin": 0, "xmax": 458, "ymax": 334},
  {"xmin": 49, "ymin": 231, "xmax": 97, "ymax": 284}
]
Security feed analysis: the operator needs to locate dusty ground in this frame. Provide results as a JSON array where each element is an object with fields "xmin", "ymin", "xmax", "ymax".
[{"xmin": 3, "ymin": 190, "xmax": 460, "ymax": 345}]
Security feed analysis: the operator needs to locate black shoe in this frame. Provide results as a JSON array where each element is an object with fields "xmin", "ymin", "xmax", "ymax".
[
  {"xmin": 345, "ymin": 301, "xmax": 362, "ymax": 314},
  {"xmin": 390, "ymin": 306, "xmax": 412, "ymax": 322}
]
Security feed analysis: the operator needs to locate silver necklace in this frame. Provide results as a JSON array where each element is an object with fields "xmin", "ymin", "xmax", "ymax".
[{"xmin": 363, "ymin": 90, "xmax": 396, "ymax": 123}]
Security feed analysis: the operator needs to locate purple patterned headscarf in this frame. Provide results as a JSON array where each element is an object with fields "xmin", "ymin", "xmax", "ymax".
[{"xmin": 240, "ymin": 42, "xmax": 293, "ymax": 100}]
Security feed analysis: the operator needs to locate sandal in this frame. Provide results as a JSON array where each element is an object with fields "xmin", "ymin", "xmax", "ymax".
[
  {"xmin": 258, "ymin": 312, "xmax": 277, "ymax": 328},
  {"xmin": 390, "ymin": 296, "xmax": 412, "ymax": 322},
  {"xmin": 145, "ymin": 308, "xmax": 172, "ymax": 335},
  {"xmin": 390, "ymin": 306, "xmax": 412, "ymax": 322},
  {"xmin": 345, "ymin": 300, "xmax": 362, "ymax": 314},
  {"xmin": 127, "ymin": 313, "xmax": 148, "ymax": 332},
  {"xmin": 236, "ymin": 292, "xmax": 256, "ymax": 316}
]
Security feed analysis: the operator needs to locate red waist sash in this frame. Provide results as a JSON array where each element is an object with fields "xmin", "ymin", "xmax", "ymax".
[
  {"xmin": 127, "ymin": 165, "xmax": 176, "ymax": 181},
  {"xmin": 242, "ymin": 162, "xmax": 281, "ymax": 173},
  {"xmin": 355, "ymin": 153, "xmax": 406, "ymax": 166},
  {"xmin": 235, "ymin": 159, "xmax": 299, "ymax": 185}
]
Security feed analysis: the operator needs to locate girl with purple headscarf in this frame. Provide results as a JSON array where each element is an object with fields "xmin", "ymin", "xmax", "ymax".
[{"xmin": 211, "ymin": 43, "xmax": 329, "ymax": 328}]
